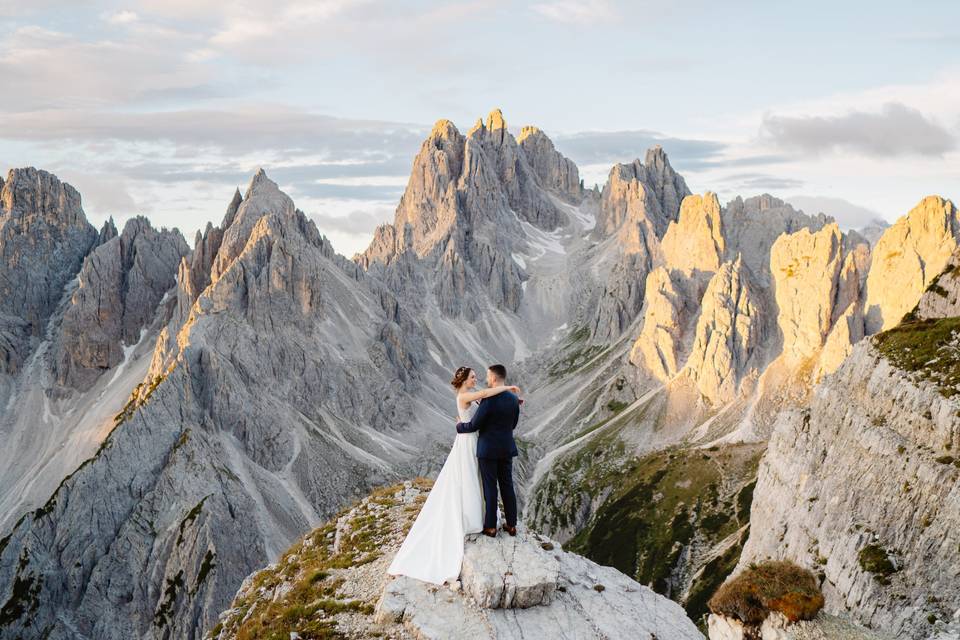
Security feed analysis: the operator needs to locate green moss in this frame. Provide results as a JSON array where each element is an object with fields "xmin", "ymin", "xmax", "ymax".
[
  {"xmin": 606, "ymin": 400, "xmax": 629, "ymax": 413},
  {"xmin": 873, "ymin": 317, "xmax": 960, "ymax": 397},
  {"xmin": 194, "ymin": 550, "xmax": 216, "ymax": 592},
  {"xmin": 0, "ymin": 551, "xmax": 41, "ymax": 627},
  {"xmin": 548, "ymin": 343, "xmax": 610, "ymax": 379},
  {"xmin": 176, "ymin": 495, "xmax": 210, "ymax": 547},
  {"xmin": 736, "ymin": 481, "xmax": 756, "ymax": 523},
  {"xmin": 172, "ymin": 429, "xmax": 191, "ymax": 453},
  {"xmin": 858, "ymin": 544, "xmax": 897, "ymax": 577},
  {"xmin": 568, "ymin": 325, "xmax": 590, "ymax": 344},
  {"xmin": 153, "ymin": 570, "xmax": 184, "ymax": 628},
  {"xmin": 115, "ymin": 372, "xmax": 170, "ymax": 426}
]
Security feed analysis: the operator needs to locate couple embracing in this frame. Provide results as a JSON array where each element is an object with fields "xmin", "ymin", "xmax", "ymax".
[{"xmin": 387, "ymin": 364, "xmax": 522, "ymax": 585}]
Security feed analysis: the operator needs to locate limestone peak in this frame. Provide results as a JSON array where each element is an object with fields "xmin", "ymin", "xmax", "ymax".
[
  {"xmin": 429, "ymin": 118, "xmax": 461, "ymax": 141},
  {"xmin": 516, "ymin": 125, "xmax": 543, "ymax": 143},
  {"xmin": 244, "ymin": 167, "xmax": 280, "ymax": 200},
  {"xmin": 486, "ymin": 107, "xmax": 507, "ymax": 130}
]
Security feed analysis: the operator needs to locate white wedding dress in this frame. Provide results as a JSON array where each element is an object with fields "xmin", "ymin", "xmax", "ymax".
[{"xmin": 387, "ymin": 398, "xmax": 485, "ymax": 584}]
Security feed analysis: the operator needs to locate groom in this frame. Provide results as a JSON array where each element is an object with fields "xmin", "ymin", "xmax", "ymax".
[{"xmin": 455, "ymin": 364, "xmax": 520, "ymax": 537}]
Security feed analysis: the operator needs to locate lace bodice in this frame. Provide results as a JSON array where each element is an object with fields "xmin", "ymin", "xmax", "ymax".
[{"xmin": 457, "ymin": 396, "xmax": 478, "ymax": 422}]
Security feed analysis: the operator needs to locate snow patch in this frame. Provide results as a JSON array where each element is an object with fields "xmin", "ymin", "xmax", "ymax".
[{"xmin": 106, "ymin": 328, "xmax": 147, "ymax": 388}]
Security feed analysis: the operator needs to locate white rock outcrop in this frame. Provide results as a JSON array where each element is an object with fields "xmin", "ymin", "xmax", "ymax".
[
  {"xmin": 707, "ymin": 612, "xmax": 893, "ymax": 640},
  {"xmin": 377, "ymin": 528, "xmax": 705, "ymax": 640}
]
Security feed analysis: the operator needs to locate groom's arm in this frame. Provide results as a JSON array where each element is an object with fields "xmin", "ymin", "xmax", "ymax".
[{"xmin": 456, "ymin": 399, "xmax": 490, "ymax": 434}]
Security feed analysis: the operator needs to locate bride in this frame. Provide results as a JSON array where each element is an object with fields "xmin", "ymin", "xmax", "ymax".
[{"xmin": 387, "ymin": 366, "xmax": 521, "ymax": 585}]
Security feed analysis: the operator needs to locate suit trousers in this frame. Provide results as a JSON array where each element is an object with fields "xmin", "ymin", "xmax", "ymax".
[{"xmin": 478, "ymin": 456, "xmax": 517, "ymax": 530}]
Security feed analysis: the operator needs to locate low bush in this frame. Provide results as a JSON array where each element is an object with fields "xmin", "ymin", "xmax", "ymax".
[{"xmin": 707, "ymin": 560, "xmax": 824, "ymax": 625}]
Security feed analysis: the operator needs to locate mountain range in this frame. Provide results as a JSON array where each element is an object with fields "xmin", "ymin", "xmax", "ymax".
[{"xmin": 0, "ymin": 109, "xmax": 956, "ymax": 640}]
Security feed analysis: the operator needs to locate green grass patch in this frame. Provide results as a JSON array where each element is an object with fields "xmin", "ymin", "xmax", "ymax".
[
  {"xmin": 552, "ymin": 442, "xmax": 763, "ymax": 621},
  {"xmin": 858, "ymin": 544, "xmax": 897, "ymax": 577},
  {"xmin": 606, "ymin": 400, "xmax": 629, "ymax": 413},
  {"xmin": 217, "ymin": 481, "xmax": 428, "ymax": 640},
  {"xmin": 873, "ymin": 317, "xmax": 960, "ymax": 397}
]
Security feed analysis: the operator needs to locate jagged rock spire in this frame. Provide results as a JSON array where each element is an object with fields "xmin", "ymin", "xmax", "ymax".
[
  {"xmin": 0, "ymin": 168, "xmax": 98, "ymax": 374},
  {"xmin": 54, "ymin": 216, "xmax": 189, "ymax": 390},
  {"xmin": 684, "ymin": 254, "xmax": 763, "ymax": 404},
  {"xmin": 596, "ymin": 146, "xmax": 691, "ymax": 239}
]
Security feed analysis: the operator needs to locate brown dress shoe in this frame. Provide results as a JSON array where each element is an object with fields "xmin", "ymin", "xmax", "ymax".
[
  {"xmin": 482, "ymin": 527, "xmax": 497, "ymax": 537},
  {"xmin": 501, "ymin": 524, "xmax": 517, "ymax": 537}
]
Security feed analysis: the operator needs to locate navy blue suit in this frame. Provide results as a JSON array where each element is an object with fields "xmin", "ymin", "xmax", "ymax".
[{"xmin": 456, "ymin": 391, "xmax": 520, "ymax": 529}]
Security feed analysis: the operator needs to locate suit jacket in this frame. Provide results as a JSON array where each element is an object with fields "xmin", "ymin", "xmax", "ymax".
[{"xmin": 456, "ymin": 391, "xmax": 520, "ymax": 459}]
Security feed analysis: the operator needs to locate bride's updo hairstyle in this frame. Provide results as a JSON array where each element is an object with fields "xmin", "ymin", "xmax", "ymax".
[{"xmin": 451, "ymin": 366, "xmax": 472, "ymax": 390}]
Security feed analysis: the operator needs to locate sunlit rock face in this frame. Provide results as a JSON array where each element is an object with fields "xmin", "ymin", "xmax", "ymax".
[
  {"xmin": 863, "ymin": 195, "xmax": 960, "ymax": 333},
  {"xmin": 661, "ymin": 192, "xmax": 726, "ymax": 278},
  {"xmin": 683, "ymin": 256, "xmax": 765, "ymax": 404},
  {"xmin": 916, "ymin": 246, "xmax": 960, "ymax": 320},
  {"xmin": 770, "ymin": 223, "xmax": 844, "ymax": 363},
  {"xmin": 721, "ymin": 194, "xmax": 830, "ymax": 285},
  {"xmin": 595, "ymin": 145, "xmax": 689, "ymax": 240},
  {"xmin": 629, "ymin": 267, "xmax": 689, "ymax": 380}
]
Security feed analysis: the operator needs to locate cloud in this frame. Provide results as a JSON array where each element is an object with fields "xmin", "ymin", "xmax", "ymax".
[
  {"xmin": 784, "ymin": 195, "xmax": 886, "ymax": 230},
  {"xmin": 761, "ymin": 102, "xmax": 956, "ymax": 158},
  {"xmin": 0, "ymin": 24, "xmax": 214, "ymax": 111},
  {"xmin": 531, "ymin": 0, "xmax": 615, "ymax": 24},
  {"xmin": 719, "ymin": 172, "xmax": 804, "ymax": 191},
  {"xmin": 553, "ymin": 129, "xmax": 726, "ymax": 171},
  {"xmin": 309, "ymin": 207, "xmax": 393, "ymax": 236},
  {"xmin": 0, "ymin": 107, "xmax": 426, "ymax": 159},
  {"xmin": 102, "ymin": 10, "xmax": 139, "ymax": 25},
  {"xmin": 299, "ymin": 197, "xmax": 398, "ymax": 256}
]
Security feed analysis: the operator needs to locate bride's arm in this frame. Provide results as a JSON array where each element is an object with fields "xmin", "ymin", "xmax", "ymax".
[{"xmin": 458, "ymin": 385, "xmax": 521, "ymax": 404}]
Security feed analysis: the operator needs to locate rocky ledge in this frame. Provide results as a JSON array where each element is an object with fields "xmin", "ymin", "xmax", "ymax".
[
  {"xmin": 707, "ymin": 611, "xmax": 894, "ymax": 640},
  {"xmin": 211, "ymin": 480, "xmax": 704, "ymax": 640}
]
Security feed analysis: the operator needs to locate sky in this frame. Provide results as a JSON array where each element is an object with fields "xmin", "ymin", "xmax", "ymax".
[{"xmin": 1, "ymin": 0, "xmax": 958, "ymax": 256}]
